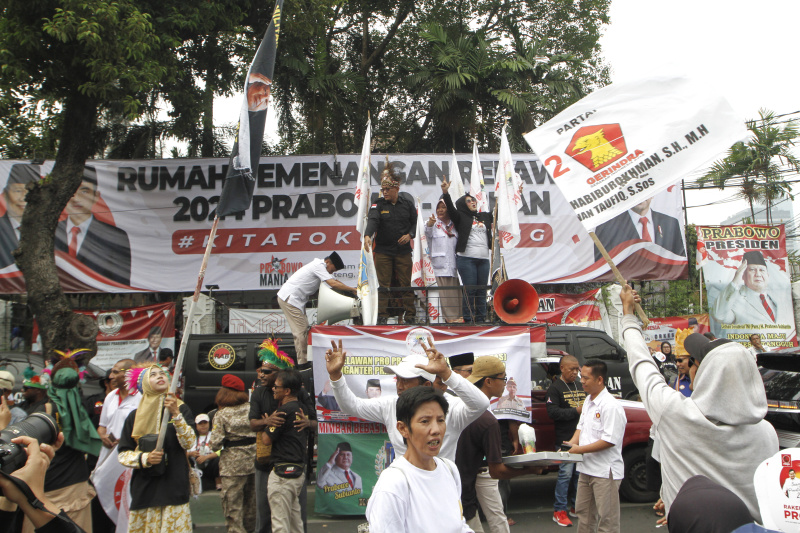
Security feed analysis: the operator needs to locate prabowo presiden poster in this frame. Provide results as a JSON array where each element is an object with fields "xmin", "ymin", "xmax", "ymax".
[
  {"xmin": 310, "ymin": 325, "xmax": 530, "ymax": 515},
  {"xmin": 697, "ymin": 225, "xmax": 797, "ymax": 348}
]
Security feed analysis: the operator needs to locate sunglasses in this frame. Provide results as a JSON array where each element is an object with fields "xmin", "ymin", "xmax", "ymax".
[{"xmin": 259, "ymin": 368, "xmax": 275, "ymax": 375}]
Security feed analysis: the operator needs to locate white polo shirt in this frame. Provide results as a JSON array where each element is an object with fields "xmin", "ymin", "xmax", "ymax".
[
  {"xmin": 576, "ymin": 387, "xmax": 626, "ymax": 480},
  {"xmin": 277, "ymin": 258, "xmax": 333, "ymax": 309}
]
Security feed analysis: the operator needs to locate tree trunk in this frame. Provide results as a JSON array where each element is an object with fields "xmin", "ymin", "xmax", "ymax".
[
  {"xmin": 15, "ymin": 91, "xmax": 100, "ymax": 361},
  {"xmin": 201, "ymin": 43, "xmax": 215, "ymax": 158}
]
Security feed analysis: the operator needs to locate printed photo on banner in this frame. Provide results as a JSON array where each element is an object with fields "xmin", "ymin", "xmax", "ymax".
[
  {"xmin": 0, "ymin": 152, "xmax": 688, "ymax": 294},
  {"xmin": 697, "ymin": 225, "xmax": 797, "ymax": 348},
  {"xmin": 32, "ymin": 302, "xmax": 176, "ymax": 371},
  {"xmin": 315, "ymin": 422, "xmax": 390, "ymax": 515},
  {"xmin": 754, "ymin": 448, "xmax": 800, "ymax": 531},
  {"xmin": 310, "ymin": 325, "xmax": 531, "ymax": 423}
]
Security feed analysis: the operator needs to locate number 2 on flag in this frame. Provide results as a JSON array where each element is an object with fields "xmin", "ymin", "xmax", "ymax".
[{"xmin": 544, "ymin": 155, "xmax": 570, "ymax": 178}]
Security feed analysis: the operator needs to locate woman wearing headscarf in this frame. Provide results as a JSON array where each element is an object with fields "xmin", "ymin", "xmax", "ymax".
[
  {"xmin": 118, "ymin": 364, "xmax": 195, "ymax": 533},
  {"xmin": 209, "ymin": 374, "xmax": 257, "ymax": 533},
  {"xmin": 440, "ymin": 179, "xmax": 494, "ymax": 323},
  {"xmin": 21, "ymin": 359, "xmax": 102, "ymax": 533},
  {"xmin": 425, "ymin": 198, "xmax": 462, "ymax": 323}
]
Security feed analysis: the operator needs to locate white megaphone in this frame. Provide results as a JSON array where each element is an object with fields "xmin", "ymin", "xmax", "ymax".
[{"xmin": 317, "ymin": 283, "xmax": 360, "ymax": 324}]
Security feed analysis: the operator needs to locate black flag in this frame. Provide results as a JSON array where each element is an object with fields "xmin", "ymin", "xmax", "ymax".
[{"xmin": 217, "ymin": 0, "xmax": 284, "ymax": 217}]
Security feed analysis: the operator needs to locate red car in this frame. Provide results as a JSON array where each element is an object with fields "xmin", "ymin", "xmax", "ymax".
[{"xmin": 527, "ymin": 352, "xmax": 655, "ymax": 503}]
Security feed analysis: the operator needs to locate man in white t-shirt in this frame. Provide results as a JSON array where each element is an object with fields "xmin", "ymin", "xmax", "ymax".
[
  {"xmin": 277, "ymin": 252, "xmax": 356, "ymax": 365},
  {"xmin": 783, "ymin": 470, "xmax": 800, "ymax": 498},
  {"xmin": 564, "ymin": 359, "xmax": 626, "ymax": 533},
  {"xmin": 96, "ymin": 358, "xmax": 140, "ymax": 465}
]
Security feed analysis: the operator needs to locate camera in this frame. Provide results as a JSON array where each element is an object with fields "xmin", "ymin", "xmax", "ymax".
[{"xmin": 0, "ymin": 413, "xmax": 59, "ymax": 475}]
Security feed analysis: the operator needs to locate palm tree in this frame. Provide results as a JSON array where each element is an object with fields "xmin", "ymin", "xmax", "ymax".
[{"xmin": 700, "ymin": 109, "xmax": 800, "ymax": 224}]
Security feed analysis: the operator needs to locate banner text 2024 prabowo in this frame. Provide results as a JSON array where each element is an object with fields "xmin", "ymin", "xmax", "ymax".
[
  {"xmin": 310, "ymin": 325, "xmax": 530, "ymax": 515},
  {"xmin": 0, "ymin": 156, "xmax": 686, "ymax": 293},
  {"xmin": 697, "ymin": 225, "xmax": 797, "ymax": 348}
]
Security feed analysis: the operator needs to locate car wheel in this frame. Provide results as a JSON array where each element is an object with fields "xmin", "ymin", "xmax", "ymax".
[
  {"xmin": 619, "ymin": 445, "xmax": 659, "ymax": 503},
  {"xmin": 624, "ymin": 390, "xmax": 642, "ymax": 402}
]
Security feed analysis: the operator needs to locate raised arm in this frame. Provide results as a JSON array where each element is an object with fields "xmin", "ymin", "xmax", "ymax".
[
  {"xmin": 620, "ymin": 285, "xmax": 676, "ymax": 423},
  {"xmin": 327, "ymin": 340, "xmax": 391, "ymax": 423}
]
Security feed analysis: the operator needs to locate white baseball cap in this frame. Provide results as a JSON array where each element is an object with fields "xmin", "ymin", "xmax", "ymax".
[
  {"xmin": 195, "ymin": 413, "xmax": 210, "ymax": 424},
  {"xmin": 0, "ymin": 370, "xmax": 14, "ymax": 390},
  {"xmin": 384, "ymin": 354, "xmax": 435, "ymax": 382}
]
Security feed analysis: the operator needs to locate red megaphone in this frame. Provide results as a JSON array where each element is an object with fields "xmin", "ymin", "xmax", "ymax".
[{"xmin": 493, "ymin": 279, "xmax": 539, "ymax": 324}]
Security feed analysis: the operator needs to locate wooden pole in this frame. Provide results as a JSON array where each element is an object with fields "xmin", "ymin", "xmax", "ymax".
[
  {"xmin": 588, "ymin": 231, "xmax": 650, "ymax": 326},
  {"xmin": 155, "ymin": 215, "xmax": 221, "ymax": 450}
]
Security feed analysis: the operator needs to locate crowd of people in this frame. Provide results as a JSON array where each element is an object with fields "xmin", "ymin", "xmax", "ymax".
[{"xmin": 0, "ymin": 283, "xmax": 786, "ymax": 533}]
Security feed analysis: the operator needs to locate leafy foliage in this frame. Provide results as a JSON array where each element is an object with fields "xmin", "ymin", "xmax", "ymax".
[
  {"xmin": 699, "ymin": 109, "xmax": 800, "ymax": 223},
  {"xmin": 269, "ymin": 0, "xmax": 610, "ymax": 154}
]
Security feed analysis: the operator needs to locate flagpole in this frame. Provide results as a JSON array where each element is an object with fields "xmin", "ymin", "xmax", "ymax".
[
  {"xmin": 155, "ymin": 215, "xmax": 220, "ymax": 450},
  {"xmin": 589, "ymin": 231, "xmax": 649, "ymax": 326}
]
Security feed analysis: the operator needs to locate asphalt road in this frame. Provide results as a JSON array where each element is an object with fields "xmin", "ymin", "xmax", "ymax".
[{"xmin": 191, "ymin": 473, "xmax": 663, "ymax": 532}]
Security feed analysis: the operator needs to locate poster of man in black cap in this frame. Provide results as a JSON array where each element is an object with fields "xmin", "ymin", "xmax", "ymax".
[
  {"xmin": 316, "ymin": 441, "xmax": 363, "ymax": 495},
  {"xmin": 698, "ymin": 224, "xmax": 796, "ymax": 348},
  {"xmin": 276, "ymin": 252, "xmax": 357, "ymax": 364}
]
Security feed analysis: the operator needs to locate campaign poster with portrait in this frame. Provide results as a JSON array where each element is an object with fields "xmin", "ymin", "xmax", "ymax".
[
  {"xmin": 31, "ymin": 302, "xmax": 176, "ymax": 370},
  {"xmin": 754, "ymin": 448, "xmax": 800, "ymax": 530},
  {"xmin": 0, "ymin": 154, "xmax": 687, "ymax": 295},
  {"xmin": 697, "ymin": 225, "xmax": 797, "ymax": 348},
  {"xmin": 315, "ymin": 421, "xmax": 390, "ymax": 515},
  {"xmin": 310, "ymin": 325, "xmax": 530, "ymax": 515},
  {"xmin": 310, "ymin": 325, "xmax": 531, "ymax": 422}
]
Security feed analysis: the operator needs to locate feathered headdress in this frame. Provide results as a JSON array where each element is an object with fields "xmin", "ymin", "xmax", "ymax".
[
  {"xmin": 258, "ymin": 338, "xmax": 294, "ymax": 369},
  {"xmin": 52, "ymin": 348, "xmax": 92, "ymax": 363},
  {"xmin": 125, "ymin": 363, "xmax": 162, "ymax": 395}
]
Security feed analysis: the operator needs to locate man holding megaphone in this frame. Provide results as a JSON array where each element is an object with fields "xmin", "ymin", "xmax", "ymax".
[{"xmin": 277, "ymin": 252, "xmax": 357, "ymax": 365}]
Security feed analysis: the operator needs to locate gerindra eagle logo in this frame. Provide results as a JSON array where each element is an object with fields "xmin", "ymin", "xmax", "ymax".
[{"xmin": 567, "ymin": 124, "xmax": 627, "ymax": 172}]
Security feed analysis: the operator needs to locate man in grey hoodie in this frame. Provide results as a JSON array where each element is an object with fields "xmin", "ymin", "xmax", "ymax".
[{"xmin": 620, "ymin": 285, "xmax": 778, "ymax": 523}]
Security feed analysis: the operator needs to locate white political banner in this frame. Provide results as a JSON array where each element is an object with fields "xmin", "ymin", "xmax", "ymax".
[
  {"xmin": 495, "ymin": 125, "xmax": 523, "ymax": 248},
  {"xmin": 311, "ymin": 325, "xmax": 531, "ymax": 422},
  {"xmin": 93, "ymin": 450, "xmax": 132, "ymax": 531},
  {"xmin": 523, "ymin": 76, "xmax": 747, "ymax": 230},
  {"xmin": 448, "ymin": 149, "xmax": 466, "ymax": 204},
  {"xmin": 0, "ymin": 152, "xmax": 689, "ymax": 292},
  {"xmin": 354, "ymin": 119, "xmax": 372, "ymax": 235},
  {"xmin": 754, "ymin": 448, "xmax": 800, "ymax": 531},
  {"xmin": 470, "ymin": 139, "xmax": 489, "ymax": 212},
  {"xmin": 412, "ymin": 199, "xmax": 440, "ymax": 323},
  {"xmin": 357, "ymin": 246, "xmax": 379, "ymax": 326}
]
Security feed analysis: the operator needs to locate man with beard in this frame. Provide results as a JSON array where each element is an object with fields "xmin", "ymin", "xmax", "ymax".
[{"xmin": 249, "ymin": 341, "xmax": 316, "ymax": 533}]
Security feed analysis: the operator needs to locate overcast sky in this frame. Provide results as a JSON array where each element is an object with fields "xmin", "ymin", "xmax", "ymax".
[{"xmin": 600, "ymin": 0, "xmax": 800, "ymax": 229}]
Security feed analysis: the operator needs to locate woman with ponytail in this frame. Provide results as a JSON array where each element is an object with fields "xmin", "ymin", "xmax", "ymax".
[{"xmin": 118, "ymin": 364, "xmax": 195, "ymax": 533}]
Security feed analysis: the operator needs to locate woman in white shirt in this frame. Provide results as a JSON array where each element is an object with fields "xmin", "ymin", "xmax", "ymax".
[
  {"xmin": 366, "ymin": 386, "xmax": 472, "ymax": 533},
  {"xmin": 424, "ymin": 199, "xmax": 462, "ymax": 323}
]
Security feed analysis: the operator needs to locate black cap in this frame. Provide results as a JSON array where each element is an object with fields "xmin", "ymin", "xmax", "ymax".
[
  {"xmin": 327, "ymin": 251, "xmax": 345, "ymax": 271},
  {"xmin": 742, "ymin": 250, "xmax": 766, "ymax": 267},
  {"xmin": 685, "ymin": 333, "xmax": 731, "ymax": 363},
  {"xmin": 366, "ymin": 378, "xmax": 381, "ymax": 388},
  {"xmin": 449, "ymin": 352, "xmax": 474, "ymax": 368},
  {"xmin": 336, "ymin": 442, "xmax": 352, "ymax": 452},
  {"xmin": 6, "ymin": 164, "xmax": 40, "ymax": 187}
]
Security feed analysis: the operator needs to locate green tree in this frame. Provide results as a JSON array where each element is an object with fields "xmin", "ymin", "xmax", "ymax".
[
  {"xmin": 0, "ymin": 0, "xmax": 247, "ymax": 358},
  {"xmin": 699, "ymin": 109, "xmax": 800, "ymax": 224},
  {"xmin": 269, "ymin": 0, "xmax": 610, "ymax": 154}
]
